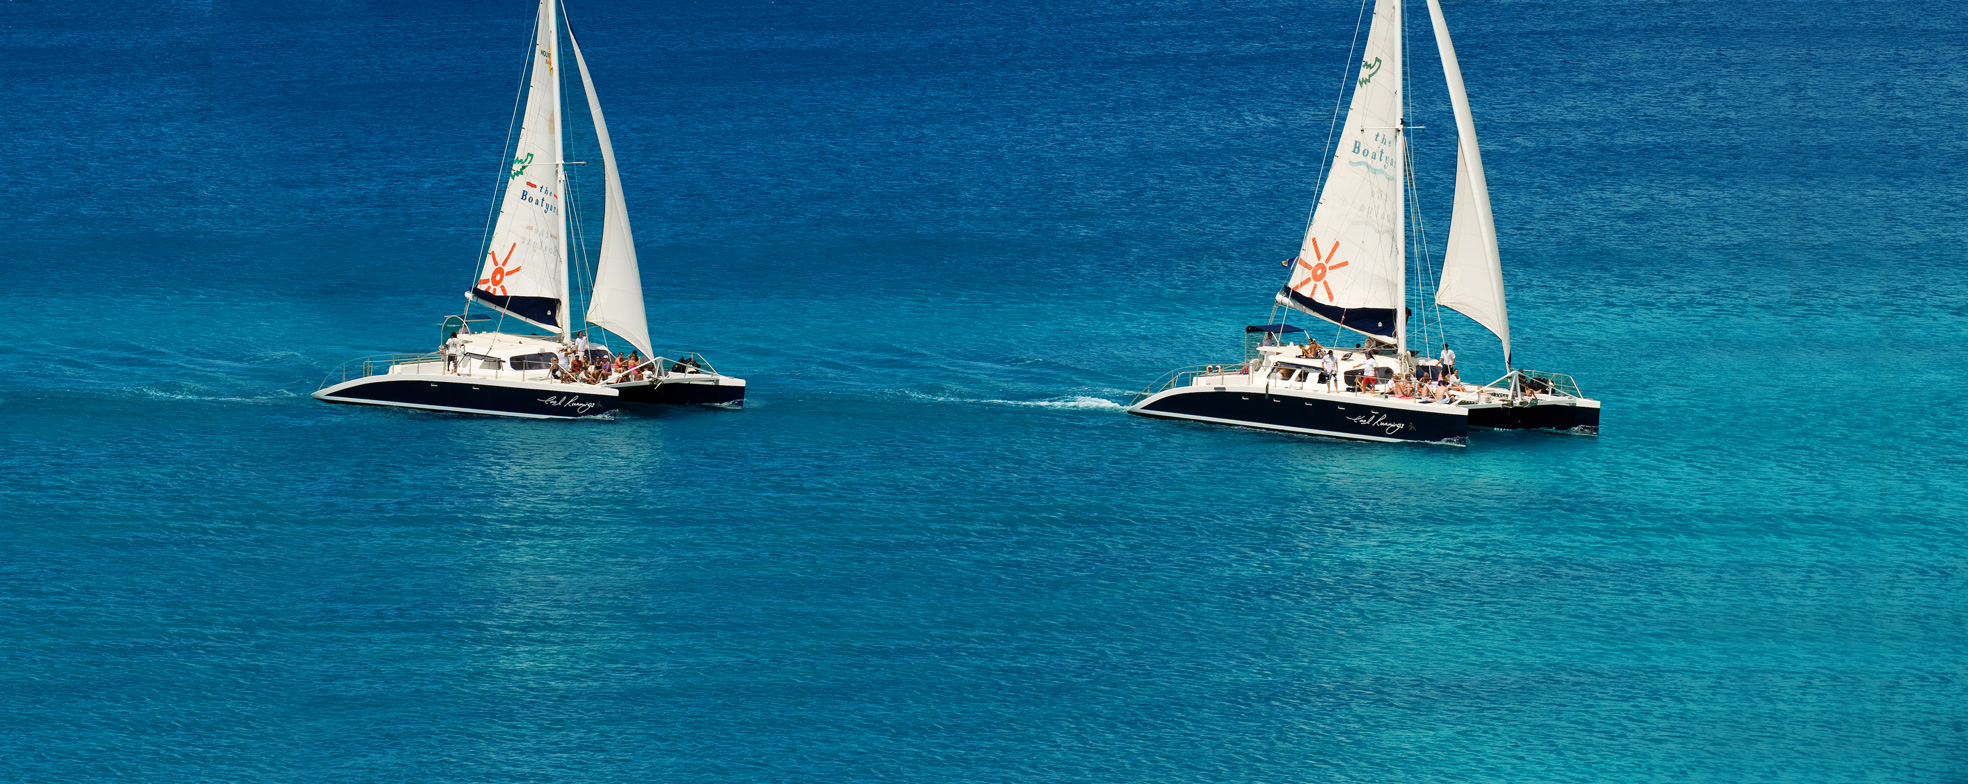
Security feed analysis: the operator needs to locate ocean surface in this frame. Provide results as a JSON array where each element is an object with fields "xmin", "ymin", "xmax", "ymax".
[{"xmin": 4, "ymin": 0, "xmax": 1965, "ymax": 780}]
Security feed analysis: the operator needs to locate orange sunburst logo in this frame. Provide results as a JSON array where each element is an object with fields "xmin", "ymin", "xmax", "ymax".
[
  {"xmin": 1291, "ymin": 237, "xmax": 1349, "ymax": 302},
  {"xmin": 479, "ymin": 243, "xmax": 523, "ymax": 296}
]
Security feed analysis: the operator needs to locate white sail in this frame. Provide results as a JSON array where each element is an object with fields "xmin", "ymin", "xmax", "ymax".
[
  {"xmin": 470, "ymin": 0, "xmax": 567, "ymax": 332},
  {"xmin": 1279, "ymin": 0, "xmax": 1406, "ymax": 343},
  {"xmin": 1427, "ymin": 0, "xmax": 1511, "ymax": 367},
  {"xmin": 568, "ymin": 26, "xmax": 653, "ymax": 360}
]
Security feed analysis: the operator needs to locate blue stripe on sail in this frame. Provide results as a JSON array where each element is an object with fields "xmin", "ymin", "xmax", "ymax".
[
  {"xmin": 1282, "ymin": 288, "xmax": 1399, "ymax": 338},
  {"xmin": 1345, "ymin": 159, "xmax": 1398, "ymax": 181},
  {"xmin": 470, "ymin": 289, "xmax": 561, "ymax": 328}
]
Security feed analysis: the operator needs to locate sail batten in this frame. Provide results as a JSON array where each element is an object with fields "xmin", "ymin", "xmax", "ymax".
[
  {"xmin": 568, "ymin": 24, "xmax": 653, "ymax": 360},
  {"xmin": 1426, "ymin": 0, "xmax": 1511, "ymax": 366},
  {"xmin": 1280, "ymin": 0, "xmax": 1406, "ymax": 344},
  {"xmin": 470, "ymin": 0, "xmax": 567, "ymax": 333}
]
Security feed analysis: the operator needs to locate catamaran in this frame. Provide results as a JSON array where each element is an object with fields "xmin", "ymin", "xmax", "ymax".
[
  {"xmin": 1128, "ymin": 0, "xmax": 1598, "ymax": 445},
  {"xmin": 315, "ymin": 0, "xmax": 744, "ymax": 419}
]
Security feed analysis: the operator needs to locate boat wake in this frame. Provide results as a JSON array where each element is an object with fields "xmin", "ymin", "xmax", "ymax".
[
  {"xmin": 130, "ymin": 385, "xmax": 300, "ymax": 404},
  {"xmin": 981, "ymin": 395, "xmax": 1125, "ymax": 411},
  {"xmin": 900, "ymin": 390, "xmax": 1125, "ymax": 412}
]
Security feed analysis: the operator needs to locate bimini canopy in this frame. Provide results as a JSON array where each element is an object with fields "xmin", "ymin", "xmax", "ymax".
[{"xmin": 1245, "ymin": 324, "xmax": 1306, "ymax": 334}]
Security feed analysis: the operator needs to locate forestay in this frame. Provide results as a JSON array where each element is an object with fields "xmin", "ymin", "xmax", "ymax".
[
  {"xmin": 1426, "ymin": 0, "xmax": 1511, "ymax": 366},
  {"xmin": 1279, "ymin": 0, "xmax": 1406, "ymax": 341},
  {"xmin": 569, "ymin": 26, "xmax": 653, "ymax": 360},
  {"xmin": 470, "ymin": 0, "xmax": 568, "ymax": 332}
]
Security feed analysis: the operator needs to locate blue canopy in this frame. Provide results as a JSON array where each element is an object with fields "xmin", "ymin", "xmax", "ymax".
[{"xmin": 1244, "ymin": 324, "xmax": 1305, "ymax": 334}]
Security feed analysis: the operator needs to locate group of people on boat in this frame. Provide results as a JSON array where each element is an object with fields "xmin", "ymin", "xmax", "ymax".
[
  {"xmin": 552, "ymin": 346, "xmax": 650, "ymax": 385},
  {"xmin": 1251, "ymin": 338, "xmax": 1469, "ymax": 402},
  {"xmin": 440, "ymin": 329, "xmax": 662, "ymax": 386}
]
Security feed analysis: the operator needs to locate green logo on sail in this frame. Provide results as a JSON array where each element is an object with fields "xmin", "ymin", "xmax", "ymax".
[
  {"xmin": 508, "ymin": 152, "xmax": 534, "ymax": 181},
  {"xmin": 1357, "ymin": 57, "xmax": 1382, "ymax": 87}
]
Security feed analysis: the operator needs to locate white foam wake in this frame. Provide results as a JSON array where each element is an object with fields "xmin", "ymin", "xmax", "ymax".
[
  {"xmin": 984, "ymin": 395, "xmax": 1125, "ymax": 411},
  {"xmin": 927, "ymin": 394, "xmax": 1126, "ymax": 412}
]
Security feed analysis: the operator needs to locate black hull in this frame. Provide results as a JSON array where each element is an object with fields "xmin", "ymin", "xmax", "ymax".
[
  {"xmin": 1131, "ymin": 387, "xmax": 1467, "ymax": 445},
  {"xmin": 613, "ymin": 380, "xmax": 745, "ymax": 407},
  {"xmin": 316, "ymin": 377, "xmax": 617, "ymax": 419},
  {"xmin": 1467, "ymin": 402, "xmax": 1600, "ymax": 434}
]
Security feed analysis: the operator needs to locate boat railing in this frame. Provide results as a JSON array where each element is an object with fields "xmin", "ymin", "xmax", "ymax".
[
  {"xmin": 318, "ymin": 352, "xmax": 442, "ymax": 390},
  {"xmin": 1479, "ymin": 369, "xmax": 1584, "ymax": 399},
  {"xmin": 1130, "ymin": 362, "xmax": 1249, "ymax": 406},
  {"xmin": 648, "ymin": 351, "xmax": 719, "ymax": 378}
]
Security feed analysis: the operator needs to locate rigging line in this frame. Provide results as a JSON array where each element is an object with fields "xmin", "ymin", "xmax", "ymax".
[
  {"xmin": 571, "ymin": 172, "xmax": 602, "ymax": 348},
  {"xmin": 1417, "ymin": 184, "xmax": 1446, "ymax": 353},
  {"xmin": 1409, "ymin": 133, "xmax": 1424, "ymax": 348},
  {"xmin": 1405, "ymin": 134, "xmax": 1431, "ymax": 353},
  {"xmin": 568, "ymin": 168, "xmax": 588, "ymax": 341},
  {"xmin": 1409, "ymin": 142, "xmax": 1433, "ymax": 351},
  {"xmin": 1297, "ymin": 0, "xmax": 1371, "ymax": 248},
  {"xmin": 1408, "ymin": 135, "xmax": 1446, "ymax": 354},
  {"xmin": 467, "ymin": 10, "xmax": 540, "ymax": 313}
]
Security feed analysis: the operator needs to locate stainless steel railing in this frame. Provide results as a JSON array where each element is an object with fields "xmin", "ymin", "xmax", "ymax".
[
  {"xmin": 1130, "ymin": 362, "xmax": 1250, "ymax": 406},
  {"xmin": 317, "ymin": 352, "xmax": 441, "ymax": 390},
  {"xmin": 650, "ymin": 351, "xmax": 720, "ymax": 378},
  {"xmin": 1479, "ymin": 369, "xmax": 1585, "ymax": 399}
]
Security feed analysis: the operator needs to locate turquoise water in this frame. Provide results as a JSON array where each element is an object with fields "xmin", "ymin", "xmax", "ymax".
[{"xmin": 4, "ymin": 0, "xmax": 1965, "ymax": 780}]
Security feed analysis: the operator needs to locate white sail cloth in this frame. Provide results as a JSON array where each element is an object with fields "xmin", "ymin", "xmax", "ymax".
[
  {"xmin": 568, "ymin": 27, "xmax": 653, "ymax": 360},
  {"xmin": 1279, "ymin": 0, "xmax": 1406, "ymax": 341},
  {"xmin": 1427, "ymin": 0, "xmax": 1511, "ymax": 366},
  {"xmin": 470, "ymin": 0, "xmax": 567, "ymax": 331}
]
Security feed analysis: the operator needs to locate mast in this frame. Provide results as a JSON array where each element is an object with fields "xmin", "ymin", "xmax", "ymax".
[
  {"xmin": 1393, "ymin": 0, "xmax": 1406, "ymax": 362},
  {"xmin": 1393, "ymin": 0, "xmax": 1409, "ymax": 360},
  {"xmin": 549, "ymin": 0, "xmax": 570, "ymax": 343}
]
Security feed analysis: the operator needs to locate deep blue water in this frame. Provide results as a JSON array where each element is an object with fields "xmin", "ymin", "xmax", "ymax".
[{"xmin": 4, "ymin": 0, "xmax": 1966, "ymax": 780}]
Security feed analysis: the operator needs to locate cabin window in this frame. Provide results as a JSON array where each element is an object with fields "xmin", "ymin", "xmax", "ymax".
[{"xmin": 510, "ymin": 352, "xmax": 555, "ymax": 370}]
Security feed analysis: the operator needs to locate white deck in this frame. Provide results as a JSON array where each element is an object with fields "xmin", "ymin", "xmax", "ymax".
[
  {"xmin": 410, "ymin": 331, "xmax": 734, "ymax": 388},
  {"xmin": 1173, "ymin": 343, "xmax": 1592, "ymax": 409}
]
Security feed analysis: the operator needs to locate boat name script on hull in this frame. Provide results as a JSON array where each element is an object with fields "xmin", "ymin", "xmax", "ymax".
[
  {"xmin": 538, "ymin": 395, "xmax": 599, "ymax": 414},
  {"xmin": 1345, "ymin": 412, "xmax": 1410, "ymax": 435}
]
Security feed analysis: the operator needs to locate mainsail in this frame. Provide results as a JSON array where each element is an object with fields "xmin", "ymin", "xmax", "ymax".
[
  {"xmin": 1426, "ymin": 0, "xmax": 1511, "ymax": 367},
  {"xmin": 568, "ymin": 26, "xmax": 653, "ymax": 360},
  {"xmin": 1279, "ymin": 0, "xmax": 1406, "ymax": 343},
  {"xmin": 470, "ymin": 0, "xmax": 568, "ymax": 332}
]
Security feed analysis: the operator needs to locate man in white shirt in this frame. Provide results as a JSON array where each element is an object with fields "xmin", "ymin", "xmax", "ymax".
[
  {"xmin": 1439, "ymin": 343, "xmax": 1455, "ymax": 371},
  {"xmin": 573, "ymin": 331, "xmax": 590, "ymax": 356},
  {"xmin": 443, "ymin": 332, "xmax": 461, "ymax": 373},
  {"xmin": 1322, "ymin": 349, "xmax": 1339, "ymax": 392}
]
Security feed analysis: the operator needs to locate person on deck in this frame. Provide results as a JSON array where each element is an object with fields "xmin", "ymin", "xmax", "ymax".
[
  {"xmin": 443, "ymin": 332, "xmax": 462, "ymax": 374},
  {"xmin": 1439, "ymin": 342, "xmax": 1455, "ymax": 372},
  {"xmin": 1322, "ymin": 349, "xmax": 1339, "ymax": 392}
]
